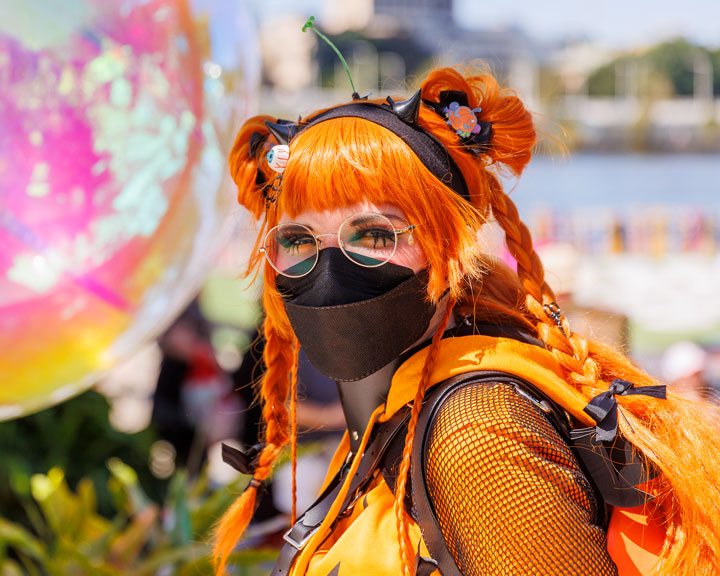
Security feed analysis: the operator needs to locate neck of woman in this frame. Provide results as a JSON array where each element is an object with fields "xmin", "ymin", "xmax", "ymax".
[
  {"xmin": 334, "ymin": 299, "xmax": 456, "ymax": 453},
  {"xmin": 335, "ymin": 358, "xmax": 400, "ymax": 454}
]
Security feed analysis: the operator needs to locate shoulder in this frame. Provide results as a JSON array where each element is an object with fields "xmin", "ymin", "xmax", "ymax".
[
  {"xmin": 421, "ymin": 374, "xmax": 588, "ymax": 500},
  {"xmin": 416, "ymin": 375, "xmax": 615, "ymax": 576},
  {"xmin": 424, "ymin": 375, "xmax": 570, "ymax": 453}
]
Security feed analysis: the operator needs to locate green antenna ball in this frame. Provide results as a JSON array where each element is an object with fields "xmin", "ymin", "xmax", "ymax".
[{"xmin": 300, "ymin": 16, "xmax": 357, "ymax": 96}]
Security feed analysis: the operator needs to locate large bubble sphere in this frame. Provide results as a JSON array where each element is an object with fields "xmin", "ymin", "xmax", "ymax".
[{"xmin": 0, "ymin": 0, "xmax": 260, "ymax": 419}]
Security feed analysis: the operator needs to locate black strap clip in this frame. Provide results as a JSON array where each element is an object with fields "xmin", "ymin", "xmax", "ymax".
[
  {"xmin": 221, "ymin": 442, "xmax": 264, "ymax": 475},
  {"xmin": 579, "ymin": 378, "xmax": 667, "ymax": 443}
]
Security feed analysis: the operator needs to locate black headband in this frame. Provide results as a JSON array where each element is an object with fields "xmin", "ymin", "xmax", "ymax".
[{"xmin": 300, "ymin": 101, "xmax": 469, "ymax": 199}]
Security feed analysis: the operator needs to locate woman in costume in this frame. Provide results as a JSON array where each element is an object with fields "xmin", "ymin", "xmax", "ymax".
[{"xmin": 213, "ymin": 36, "xmax": 720, "ymax": 576}]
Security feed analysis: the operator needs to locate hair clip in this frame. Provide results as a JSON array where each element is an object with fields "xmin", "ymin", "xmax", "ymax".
[
  {"xmin": 262, "ymin": 176, "xmax": 283, "ymax": 210},
  {"xmin": 259, "ymin": 145, "xmax": 290, "ymax": 209},
  {"xmin": 543, "ymin": 301, "xmax": 567, "ymax": 337},
  {"xmin": 444, "ymin": 101, "xmax": 484, "ymax": 138}
]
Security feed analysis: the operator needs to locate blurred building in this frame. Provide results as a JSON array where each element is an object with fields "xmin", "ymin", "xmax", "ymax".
[
  {"xmin": 254, "ymin": 0, "xmax": 720, "ymax": 151},
  {"xmin": 258, "ymin": 0, "xmax": 547, "ymax": 115}
]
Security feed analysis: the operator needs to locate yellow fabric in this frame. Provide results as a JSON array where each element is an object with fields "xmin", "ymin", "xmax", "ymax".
[
  {"xmin": 288, "ymin": 334, "xmax": 613, "ymax": 576},
  {"xmin": 292, "ymin": 405, "xmax": 385, "ymax": 576},
  {"xmin": 297, "ymin": 475, "xmax": 437, "ymax": 576},
  {"xmin": 382, "ymin": 335, "xmax": 595, "ymax": 426},
  {"xmin": 317, "ymin": 432, "xmax": 350, "ymax": 495}
]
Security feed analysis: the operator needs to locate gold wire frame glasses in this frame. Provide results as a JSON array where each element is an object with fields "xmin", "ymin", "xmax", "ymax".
[{"xmin": 258, "ymin": 212, "xmax": 417, "ymax": 278}]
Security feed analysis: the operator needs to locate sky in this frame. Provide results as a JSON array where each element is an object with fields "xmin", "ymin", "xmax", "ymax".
[
  {"xmin": 454, "ymin": 0, "xmax": 720, "ymax": 49},
  {"xmin": 249, "ymin": 0, "xmax": 720, "ymax": 49}
]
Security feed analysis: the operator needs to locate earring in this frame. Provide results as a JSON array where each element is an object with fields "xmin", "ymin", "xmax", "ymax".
[{"xmin": 263, "ymin": 145, "xmax": 289, "ymax": 209}]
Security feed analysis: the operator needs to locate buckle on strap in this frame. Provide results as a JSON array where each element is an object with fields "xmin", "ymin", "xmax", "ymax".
[{"xmin": 282, "ymin": 522, "xmax": 319, "ymax": 550}]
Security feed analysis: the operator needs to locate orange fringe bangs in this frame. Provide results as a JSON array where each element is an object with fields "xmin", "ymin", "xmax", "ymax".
[{"xmin": 277, "ymin": 114, "xmax": 483, "ymax": 302}]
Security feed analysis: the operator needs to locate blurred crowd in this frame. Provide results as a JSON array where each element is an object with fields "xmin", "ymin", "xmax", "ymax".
[
  {"xmin": 531, "ymin": 207, "xmax": 720, "ymax": 256},
  {"xmin": 149, "ymin": 297, "xmax": 346, "ymax": 528}
]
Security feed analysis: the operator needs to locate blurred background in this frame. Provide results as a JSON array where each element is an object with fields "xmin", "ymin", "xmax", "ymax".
[{"xmin": 1, "ymin": 0, "xmax": 718, "ymax": 573}]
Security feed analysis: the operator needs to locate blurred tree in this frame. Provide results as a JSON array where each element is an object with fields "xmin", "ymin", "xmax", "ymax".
[
  {"xmin": 710, "ymin": 49, "xmax": 720, "ymax": 96},
  {"xmin": 587, "ymin": 60, "xmax": 617, "ymax": 96},
  {"xmin": 587, "ymin": 39, "xmax": 715, "ymax": 99},
  {"xmin": 645, "ymin": 38, "xmax": 699, "ymax": 96}
]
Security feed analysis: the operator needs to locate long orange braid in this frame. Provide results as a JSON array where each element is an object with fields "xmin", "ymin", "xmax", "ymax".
[
  {"xmin": 394, "ymin": 297, "xmax": 457, "ymax": 576},
  {"xmin": 213, "ymin": 292, "xmax": 295, "ymax": 574},
  {"xmin": 289, "ymin": 336, "xmax": 300, "ymax": 525}
]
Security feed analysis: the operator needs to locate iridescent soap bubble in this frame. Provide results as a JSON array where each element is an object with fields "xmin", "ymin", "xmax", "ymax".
[{"xmin": 0, "ymin": 0, "xmax": 260, "ymax": 419}]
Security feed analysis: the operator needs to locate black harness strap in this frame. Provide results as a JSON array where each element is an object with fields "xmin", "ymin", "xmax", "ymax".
[
  {"xmin": 409, "ymin": 370, "xmax": 657, "ymax": 575},
  {"xmin": 409, "ymin": 371, "xmax": 569, "ymax": 576},
  {"xmin": 271, "ymin": 409, "xmax": 410, "ymax": 576}
]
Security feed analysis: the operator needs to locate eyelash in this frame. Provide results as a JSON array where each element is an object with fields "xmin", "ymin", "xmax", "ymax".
[
  {"xmin": 279, "ymin": 234, "xmax": 314, "ymax": 254},
  {"xmin": 352, "ymin": 226, "xmax": 395, "ymax": 247}
]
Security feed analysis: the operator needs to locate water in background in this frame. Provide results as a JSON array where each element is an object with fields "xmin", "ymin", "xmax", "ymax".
[
  {"xmin": 492, "ymin": 153, "xmax": 720, "ymax": 354},
  {"xmin": 511, "ymin": 153, "xmax": 720, "ymax": 214},
  {"xmin": 502, "ymin": 153, "xmax": 720, "ymax": 256}
]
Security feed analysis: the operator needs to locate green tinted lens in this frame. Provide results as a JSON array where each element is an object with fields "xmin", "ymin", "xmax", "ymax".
[
  {"xmin": 339, "ymin": 213, "xmax": 397, "ymax": 267},
  {"xmin": 265, "ymin": 224, "xmax": 318, "ymax": 276}
]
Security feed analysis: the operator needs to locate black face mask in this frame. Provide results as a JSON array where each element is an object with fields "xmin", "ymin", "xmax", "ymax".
[{"xmin": 276, "ymin": 248, "xmax": 436, "ymax": 381}]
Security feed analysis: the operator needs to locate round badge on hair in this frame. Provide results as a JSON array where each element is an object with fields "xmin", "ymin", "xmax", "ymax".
[
  {"xmin": 267, "ymin": 145, "xmax": 290, "ymax": 173},
  {"xmin": 444, "ymin": 102, "xmax": 484, "ymax": 139}
]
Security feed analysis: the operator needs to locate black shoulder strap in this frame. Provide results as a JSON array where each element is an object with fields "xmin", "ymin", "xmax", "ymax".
[
  {"xmin": 409, "ymin": 372, "xmax": 512, "ymax": 576},
  {"xmin": 271, "ymin": 408, "xmax": 410, "ymax": 576}
]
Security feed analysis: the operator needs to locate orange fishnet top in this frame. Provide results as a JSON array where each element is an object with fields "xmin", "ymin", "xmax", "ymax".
[{"xmin": 424, "ymin": 380, "xmax": 618, "ymax": 575}]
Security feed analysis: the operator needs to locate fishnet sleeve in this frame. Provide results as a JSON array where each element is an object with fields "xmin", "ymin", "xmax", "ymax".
[{"xmin": 424, "ymin": 381, "xmax": 618, "ymax": 576}]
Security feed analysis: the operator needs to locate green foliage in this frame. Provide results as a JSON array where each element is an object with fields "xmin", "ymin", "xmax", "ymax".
[
  {"xmin": 645, "ymin": 38, "xmax": 699, "ymax": 96},
  {"xmin": 0, "ymin": 391, "xmax": 165, "ymax": 526},
  {"xmin": 587, "ymin": 38, "xmax": 717, "ymax": 98},
  {"xmin": 0, "ymin": 462, "xmax": 278, "ymax": 575},
  {"xmin": 587, "ymin": 61, "xmax": 617, "ymax": 96},
  {"xmin": 710, "ymin": 49, "xmax": 720, "ymax": 96}
]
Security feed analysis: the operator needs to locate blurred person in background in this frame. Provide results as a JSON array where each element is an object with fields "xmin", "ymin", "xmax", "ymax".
[
  {"xmin": 151, "ymin": 299, "xmax": 243, "ymax": 474},
  {"xmin": 212, "ymin": 55, "xmax": 720, "ymax": 576},
  {"xmin": 661, "ymin": 340, "xmax": 720, "ymax": 404},
  {"xmin": 272, "ymin": 350, "xmax": 346, "ymax": 517}
]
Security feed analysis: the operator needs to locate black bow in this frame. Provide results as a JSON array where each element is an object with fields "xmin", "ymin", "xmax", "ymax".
[
  {"xmin": 583, "ymin": 378, "xmax": 666, "ymax": 442},
  {"xmin": 221, "ymin": 442, "xmax": 264, "ymax": 475},
  {"xmin": 423, "ymin": 90, "xmax": 493, "ymax": 154}
]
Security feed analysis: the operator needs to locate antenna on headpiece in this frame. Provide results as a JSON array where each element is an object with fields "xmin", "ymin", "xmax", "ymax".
[{"xmin": 302, "ymin": 16, "xmax": 361, "ymax": 100}]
